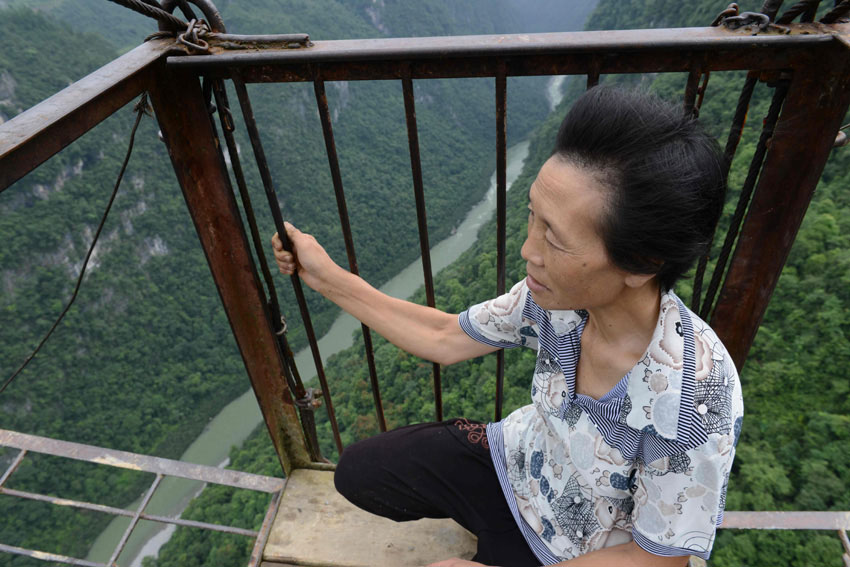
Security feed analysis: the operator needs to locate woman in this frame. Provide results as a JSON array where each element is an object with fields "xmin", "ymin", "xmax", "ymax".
[{"xmin": 272, "ymin": 87, "xmax": 743, "ymax": 567}]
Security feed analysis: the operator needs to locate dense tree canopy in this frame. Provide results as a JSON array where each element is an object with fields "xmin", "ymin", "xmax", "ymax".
[{"xmin": 2, "ymin": 1, "xmax": 848, "ymax": 566}]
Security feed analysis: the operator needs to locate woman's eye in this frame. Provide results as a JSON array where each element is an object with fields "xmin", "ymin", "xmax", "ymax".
[{"xmin": 545, "ymin": 232, "xmax": 563, "ymax": 250}]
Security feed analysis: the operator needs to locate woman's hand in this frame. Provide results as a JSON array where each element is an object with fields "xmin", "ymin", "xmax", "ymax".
[
  {"xmin": 426, "ymin": 559, "xmax": 487, "ymax": 567},
  {"xmin": 271, "ymin": 222, "xmax": 493, "ymax": 366},
  {"xmin": 271, "ymin": 222, "xmax": 342, "ymax": 292}
]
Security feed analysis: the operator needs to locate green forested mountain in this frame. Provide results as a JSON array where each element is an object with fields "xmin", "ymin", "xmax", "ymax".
[
  {"xmin": 0, "ymin": 1, "xmax": 582, "ymax": 564},
  {"xmin": 148, "ymin": 2, "xmax": 850, "ymax": 567},
  {"xmin": 2, "ymin": 1, "xmax": 848, "ymax": 566}
]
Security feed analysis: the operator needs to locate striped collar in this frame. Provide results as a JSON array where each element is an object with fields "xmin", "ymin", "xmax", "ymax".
[
  {"xmin": 622, "ymin": 292, "xmax": 706, "ymax": 445},
  {"xmin": 522, "ymin": 290, "xmax": 707, "ymax": 448}
]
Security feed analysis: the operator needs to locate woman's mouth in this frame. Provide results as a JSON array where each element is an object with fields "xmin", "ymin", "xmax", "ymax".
[{"xmin": 526, "ymin": 273, "xmax": 549, "ymax": 293}]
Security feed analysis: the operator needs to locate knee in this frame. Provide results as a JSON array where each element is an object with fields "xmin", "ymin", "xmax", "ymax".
[{"xmin": 333, "ymin": 438, "xmax": 376, "ymax": 503}]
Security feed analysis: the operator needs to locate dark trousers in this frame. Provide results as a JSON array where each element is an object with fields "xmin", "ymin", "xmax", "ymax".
[{"xmin": 334, "ymin": 418, "xmax": 541, "ymax": 567}]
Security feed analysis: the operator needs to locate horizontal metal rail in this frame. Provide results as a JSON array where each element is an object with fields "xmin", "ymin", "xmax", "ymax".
[
  {"xmin": 0, "ymin": 429, "xmax": 283, "ymax": 492},
  {"xmin": 0, "ymin": 39, "xmax": 175, "ymax": 192},
  {"xmin": 0, "ymin": 487, "xmax": 259, "ymax": 537},
  {"xmin": 166, "ymin": 25, "xmax": 846, "ymax": 81},
  {"xmin": 0, "ymin": 429, "xmax": 284, "ymax": 566},
  {"xmin": 722, "ymin": 511, "xmax": 850, "ymax": 530},
  {"xmin": 0, "ymin": 543, "xmax": 106, "ymax": 567},
  {"xmin": 2, "ymin": 23, "xmax": 850, "ymax": 567}
]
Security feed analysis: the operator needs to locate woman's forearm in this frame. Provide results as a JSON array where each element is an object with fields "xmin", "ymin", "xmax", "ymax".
[
  {"xmin": 314, "ymin": 266, "xmax": 493, "ymax": 365},
  {"xmin": 272, "ymin": 225, "xmax": 495, "ymax": 365},
  {"xmin": 550, "ymin": 541, "xmax": 690, "ymax": 567}
]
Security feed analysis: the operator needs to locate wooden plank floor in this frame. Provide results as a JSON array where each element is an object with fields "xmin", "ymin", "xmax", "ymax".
[{"xmin": 263, "ymin": 468, "xmax": 477, "ymax": 567}]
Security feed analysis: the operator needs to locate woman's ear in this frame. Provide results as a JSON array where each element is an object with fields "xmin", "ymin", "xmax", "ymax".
[{"xmin": 623, "ymin": 271, "xmax": 657, "ymax": 289}]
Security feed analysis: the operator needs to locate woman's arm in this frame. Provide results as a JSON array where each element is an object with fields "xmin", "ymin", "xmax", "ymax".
[
  {"xmin": 427, "ymin": 541, "xmax": 690, "ymax": 567},
  {"xmin": 271, "ymin": 223, "xmax": 497, "ymax": 366}
]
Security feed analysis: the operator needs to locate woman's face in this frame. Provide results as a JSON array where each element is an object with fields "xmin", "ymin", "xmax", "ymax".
[{"xmin": 521, "ymin": 156, "xmax": 631, "ymax": 311}]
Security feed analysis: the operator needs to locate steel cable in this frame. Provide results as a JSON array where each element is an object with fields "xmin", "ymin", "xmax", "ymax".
[
  {"xmin": 105, "ymin": 0, "xmax": 187, "ymax": 32},
  {"xmin": 821, "ymin": 0, "xmax": 850, "ymax": 22},
  {"xmin": 699, "ymin": 79, "xmax": 791, "ymax": 320},
  {"xmin": 209, "ymin": 79, "xmax": 328, "ymax": 460},
  {"xmin": 776, "ymin": 0, "xmax": 822, "ymax": 23},
  {"xmin": 1, "ymin": 95, "xmax": 151, "ymax": 395}
]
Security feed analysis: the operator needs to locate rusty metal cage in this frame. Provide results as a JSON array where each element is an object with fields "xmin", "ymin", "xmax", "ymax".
[{"xmin": 2, "ymin": 1, "xmax": 850, "ymax": 564}]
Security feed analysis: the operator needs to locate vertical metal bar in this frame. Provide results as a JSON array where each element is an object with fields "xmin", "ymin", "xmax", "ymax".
[
  {"xmin": 721, "ymin": 73, "xmax": 760, "ymax": 173},
  {"xmin": 494, "ymin": 63, "xmax": 508, "ymax": 422},
  {"xmin": 402, "ymin": 74, "xmax": 443, "ymax": 422},
  {"xmin": 587, "ymin": 56, "xmax": 601, "ymax": 90},
  {"xmin": 691, "ymin": 70, "xmax": 759, "ymax": 313},
  {"xmin": 249, "ymin": 489, "xmax": 283, "ymax": 567},
  {"xmin": 761, "ymin": 0, "xmax": 786, "ymax": 21},
  {"xmin": 684, "ymin": 67, "xmax": 701, "ymax": 116},
  {"xmin": 839, "ymin": 528, "xmax": 850, "ymax": 567},
  {"xmin": 711, "ymin": 47, "xmax": 850, "ymax": 367},
  {"xmin": 230, "ymin": 74, "xmax": 345, "ymax": 455},
  {"xmin": 148, "ymin": 65, "xmax": 313, "ymax": 474},
  {"xmin": 0, "ymin": 450, "xmax": 26, "ymax": 487},
  {"xmin": 210, "ymin": 80, "xmax": 325, "ymax": 462},
  {"xmin": 313, "ymin": 76, "xmax": 387, "ymax": 434},
  {"xmin": 694, "ymin": 71, "xmax": 711, "ymax": 117},
  {"xmin": 801, "ymin": 0, "xmax": 822, "ymax": 21},
  {"xmin": 210, "ymin": 81, "xmax": 283, "ymax": 339},
  {"xmin": 108, "ymin": 474, "xmax": 163, "ymax": 566},
  {"xmin": 700, "ymin": 78, "xmax": 791, "ymax": 321},
  {"xmin": 839, "ymin": 528, "xmax": 850, "ymax": 555}
]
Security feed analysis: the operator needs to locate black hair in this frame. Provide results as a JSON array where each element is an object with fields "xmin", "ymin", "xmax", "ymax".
[{"xmin": 554, "ymin": 86, "xmax": 726, "ymax": 291}]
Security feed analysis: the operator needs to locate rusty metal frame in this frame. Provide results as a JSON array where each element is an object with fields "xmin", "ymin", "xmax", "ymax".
[
  {"xmin": 710, "ymin": 38, "xmax": 850, "ymax": 365},
  {"xmin": 0, "ymin": 20, "xmax": 848, "ymax": 459},
  {"xmin": 166, "ymin": 25, "xmax": 845, "ymax": 80},
  {"xmin": 146, "ymin": 61, "xmax": 315, "ymax": 474},
  {"xmin": 159, "ymin": 23, "xmax": 850, "ymax": 375},
  {"xmin": 1, "ymin": 23, "xmax": 849, "ymax": 537},
  {"xmin": 0, "ymin": 429, "xmax": 284, "ymax": 567},
  {"xmin": 0, "ymin": 39, "xmax": 177, "ymax": 192}
]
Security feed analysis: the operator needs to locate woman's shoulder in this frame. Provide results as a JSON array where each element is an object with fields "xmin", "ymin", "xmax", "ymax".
[{"xmin": 623, "ymin": 289, "xmax": 743, "ymax": 452}]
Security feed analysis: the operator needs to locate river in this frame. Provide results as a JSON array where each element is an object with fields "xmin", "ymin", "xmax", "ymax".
[{"xmin": 86, "ymin": 138, "xmax": 532, "ymax": 566}]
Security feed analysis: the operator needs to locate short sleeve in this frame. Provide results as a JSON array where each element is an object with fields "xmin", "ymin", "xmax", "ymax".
[
  {"xmin": 459, "ymin": 279, "xmax": 539, "ymax": 350},
  {"xmin": 631, "ymin": 433, "xmax": 737, "ymax": 560}
]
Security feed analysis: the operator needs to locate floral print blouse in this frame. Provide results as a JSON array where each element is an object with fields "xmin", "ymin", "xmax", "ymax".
[{"xmin": 458, "ymin": 279, "xmax": 744, "ymax": 564}]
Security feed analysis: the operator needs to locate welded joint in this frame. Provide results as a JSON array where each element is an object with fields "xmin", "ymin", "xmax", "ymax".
[{"xmin": 108, "ymin": 473, "xmax": 163, "ymax": 565}]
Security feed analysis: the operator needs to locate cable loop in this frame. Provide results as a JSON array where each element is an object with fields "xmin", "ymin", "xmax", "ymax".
[
  {"xmin": 722, "ymin": 11, "xmax": 771, "ymax": 31},
  {"xmin": 105, "ymin": 0, "xmax": 187, "ymax": 32},
  {"xmin": 177, "ymin": 18, "xmax": 211, "ymax": 54},
  {"xmin": 295, "ymin": 388, "xmax": 323, "ymax": 410},
  {"xmin": 711, "ymin": 3, "xmax": 740, "ymax": 25},
  {"xmin": 276, "ymin": 316, "xmax": 288, "ymax": 336},
  {"xmin": 1, "ymin": 93, "xmax": 151, "ymax": 395}
]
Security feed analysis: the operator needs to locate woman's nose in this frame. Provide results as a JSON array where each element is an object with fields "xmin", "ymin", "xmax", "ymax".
[{"xmin": 521, "ymin": 234, "xmax": 542, "ymax": 266}]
